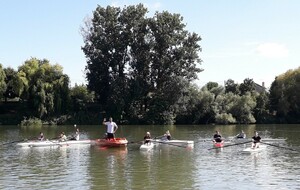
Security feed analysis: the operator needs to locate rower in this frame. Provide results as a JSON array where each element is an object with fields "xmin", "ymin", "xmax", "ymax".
[
  {"xmin": 251, "ymin": 131, "xmax": 261, "ymax": 149},
  {"xmin": 38, "ymin": 132, "xmax": 44, "ymax": 141},
  {"xmin": 69, "ymin": 128, "xmax": 80, "ymax": 141},
  {"xmin": 59, "ymin": 132, "xmax": 67, "ymax": 142},
  {"xmin": 144, "ymin": 132, "xmax": 151, "ymax": 144},
  {"xmin": 236, "ymin": 130, "xmax": 246, "ymax": 139},
  {"xmin": 213, "ymin": 130, "xmax": 223, "ymax": 143},
  {"xmin": 161, "ymin": 130, "xmax": 171, "ymax": 141}
]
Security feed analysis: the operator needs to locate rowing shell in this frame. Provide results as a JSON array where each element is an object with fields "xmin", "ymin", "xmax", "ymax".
[
  {"xmin": 140, "ymin": 142, "xmax": 154, "ymax": 151},
  {"xmin": 152, "ymin": 139, "xmax": 194, "ymax": 146},
  {"xmin": 242, "ymin": 145, "xmax": 266, "ymax": 153},
  {"xmin": 213, "ymin": 141, "xmax": 224, "ymax": 148},
  {"xmin": 16, "ymin": 139, "xmax": 93, "ymax": 147}
]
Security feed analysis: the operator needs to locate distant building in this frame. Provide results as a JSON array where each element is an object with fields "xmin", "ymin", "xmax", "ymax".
[{"xmin": 254, "ymin": 82, "xmax": 266, "ymax": 93}]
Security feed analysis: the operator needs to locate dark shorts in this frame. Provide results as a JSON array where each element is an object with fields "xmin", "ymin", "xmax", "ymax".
[{"xmin": 106, "ymin": 133, "xmax": 114, "ymax": 139}]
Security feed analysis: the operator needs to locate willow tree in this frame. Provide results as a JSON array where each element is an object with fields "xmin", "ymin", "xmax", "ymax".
[
  {"xmin": 82, "ymin": 4, "xmax": 202, "ymax": 124},
  {"xmin": 18, "ymin": 58, "xmax": 70, "ymax": 119}
]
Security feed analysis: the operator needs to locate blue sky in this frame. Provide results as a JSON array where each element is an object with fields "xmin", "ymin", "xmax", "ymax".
[{"xmin": 1, "ymin": 0, "xmax": 299, "ymax": 88}]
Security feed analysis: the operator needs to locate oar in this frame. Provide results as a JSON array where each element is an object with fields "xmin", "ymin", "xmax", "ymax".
[
  {"xmin": 128, "ymin": 140, "xmax": 144, "ymax": 145},
  {"xmin": 260, "ymin": 142, "xmax": 299, "ymax": 152},
  {"xmin": 1, "ymin": 138, "xmax": 32, "ymax": 146},
  {"xmin": 208, "ymin": 140, "xmax": 252, "ymax": 150}
]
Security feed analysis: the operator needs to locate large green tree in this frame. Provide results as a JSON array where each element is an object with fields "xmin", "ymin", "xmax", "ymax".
[
  {"xmin": 82, "ymin": 4, "xmax": 202, "ymax": 124},
  {"xmin": 269, "ymin": 67, "xmax": 300, "ymax": 123}
]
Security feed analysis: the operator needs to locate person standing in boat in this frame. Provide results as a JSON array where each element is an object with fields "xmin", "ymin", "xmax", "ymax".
[
  {"xmin": 144, "ymin": 132, "xmax": 151, "ymax": 144},
  {"xmin": 236, "ymin": 130, "xmax": 246, "ymax": 139},
  {"xmin": 103, "ymin": 117, "xmax": 118, "ymax": 140},
  {"xmin": 213, "ymin": 131, "xmax": 223, "ymax": 143},
  {"xmin": 251, "ymin": 131, "xmax": 261, "ymax": 149}
]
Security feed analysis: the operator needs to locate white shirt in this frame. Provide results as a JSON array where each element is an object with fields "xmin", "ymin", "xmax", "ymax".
[{"xmin": 104, "ymin": 121, "xmax": 118, "ymax": 133}]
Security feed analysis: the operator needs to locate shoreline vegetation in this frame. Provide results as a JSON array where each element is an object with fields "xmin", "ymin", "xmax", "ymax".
[{"xmin": 1, "ymin": 4, "xmax": 300, "ymax": 126}]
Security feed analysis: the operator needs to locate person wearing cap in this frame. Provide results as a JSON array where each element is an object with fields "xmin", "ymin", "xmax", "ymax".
[
  {"xmin": 251, "ymin": 131, "xmax": 261, "ymax": 149},
  {"xmin": 144, "ymin": 132, "xmax": 151, "ymax": 144}
]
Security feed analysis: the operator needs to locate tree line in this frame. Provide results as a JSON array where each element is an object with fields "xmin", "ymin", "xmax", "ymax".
[{"xmin": 1, "ymin": 4, "xmax": 299, "ymax": 125}]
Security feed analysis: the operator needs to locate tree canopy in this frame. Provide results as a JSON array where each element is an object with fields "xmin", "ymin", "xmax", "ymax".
[{"xmin": 82, "ymin": 4, "xmax": 202, "ymax": 124}]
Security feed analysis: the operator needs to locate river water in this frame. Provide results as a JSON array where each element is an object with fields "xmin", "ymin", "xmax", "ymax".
[{"xmin": 0, "ymin": 124, "xmax": 299, "ymax": 190}]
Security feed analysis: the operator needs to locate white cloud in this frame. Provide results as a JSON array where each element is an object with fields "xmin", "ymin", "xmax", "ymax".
[{"xmin": 256, "ymin": 42, "xmax": 289, "ymax": 58}]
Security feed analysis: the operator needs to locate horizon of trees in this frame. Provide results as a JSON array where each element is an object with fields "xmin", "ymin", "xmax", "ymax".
[{"xmin": 1, "ymin": 58, "xmax": 300, "ymax": 125}]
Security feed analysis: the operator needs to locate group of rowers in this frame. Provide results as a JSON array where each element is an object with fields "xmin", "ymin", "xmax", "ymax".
[
  {"xmin": 37, "ymin": 128, "xmax": 80, "ymax": 142},
  {"xmin": 143, "ymin": 130, "xmax": 171, "ymax": 144},
  {"xmin": 213, "ymin": 130, "xmax": 261, "ymax": 149}
]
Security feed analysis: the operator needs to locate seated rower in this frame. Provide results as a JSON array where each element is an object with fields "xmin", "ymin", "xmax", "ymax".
[
  {"xmin": 144, "ymin": 132, "xmax": 151, "ymax": 144},
  {"xmin": 69, "ymin": 128, "xmax": 80, "ymax": 141},
  {"xmin": 59, "ymin": 132, "xmax": 67, "ymax": 142},
  {"xmin": 236, "ymin": 130, "xmax": 246, "ymax": 139},
  {"xmin": 251, "ymin": 131, "xmax": 261, "ymax": 149},
  {"xmin": 161, "ymin": 130, "xmax": 171, "ymax": 141},
  {"xmin": 38, "ymin": 132, "xmax": 45, "ymax": 141},
  {"xmin": 213, "ymin": 130, "xmax": 223, "ymax": 143}
]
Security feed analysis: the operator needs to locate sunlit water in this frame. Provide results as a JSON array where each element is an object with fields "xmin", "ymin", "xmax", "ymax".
[{"xmin": 0, "ymin": 124, "xmax": 299, "ymax": 190}]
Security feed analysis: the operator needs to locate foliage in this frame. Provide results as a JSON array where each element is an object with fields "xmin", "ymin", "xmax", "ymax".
[
  {"xmin": 20, "ymin": 117, "xmax": 43, "ymax": 127},
  {"xmin": 269, "ymin": 67, "xmax": 300, "ymax": 123},
  {"xmin": 215, "ymin": 113, "xmax": 236, "ymax": 124},
  {"xmin": 70, "ymin": 84, "xmax": 95, "ymax": 112},
  {"xmin": 225, "ymin": 79, "xmax": 239, "ymax": 94},
  {"xmin": 0, "ymin": 64, "xmax": 7, "ymax": 99},
  {"xmin": 82, "ymin": 4, "xmax": 202, "ymax": 124},
  {"xmin": 18, "ymin": 58, "xmax": 70, "ymax": 119},
  {"xmin": 239, "ymin": 78, "xmax": 255, "ymax": 95},
  {"xmin": 230, "ymin": 92, "xmax": 256, "ymax": 124}
]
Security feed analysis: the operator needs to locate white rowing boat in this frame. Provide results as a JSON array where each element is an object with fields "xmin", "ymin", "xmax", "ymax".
[
  {"xmin": 242, "ymin": 145, "xmax": 266, "ymax": 153},
  {"xmin": 16, "ymin": 139, "xmax": 93, "ymax": 147},
  {"xmin": 152, "ymin": 139, "xmax": 194, "ymax": 147},
  {"xmin": 140, "ymin": 142, "xmax": 154, "ymax": 151}
]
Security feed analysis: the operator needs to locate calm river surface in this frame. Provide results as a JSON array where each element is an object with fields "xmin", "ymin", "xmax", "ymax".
[{"xmin": 0, "ymin": 124, "xmax": 300, "ymax": 190}]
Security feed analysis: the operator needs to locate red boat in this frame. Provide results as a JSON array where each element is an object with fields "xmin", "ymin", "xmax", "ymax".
[
  {"xmin": 95, "ymin": 138, "xmax": 128, "ymax": 147},
  {"xmin": 213, "ymin": 141, "xmax": 224, "ymax": 148}
]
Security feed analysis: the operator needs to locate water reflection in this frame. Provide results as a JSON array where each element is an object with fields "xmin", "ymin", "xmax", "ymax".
[{"xmin": 1, "ymin": 145, "xmax": 91, "ymax": 190}]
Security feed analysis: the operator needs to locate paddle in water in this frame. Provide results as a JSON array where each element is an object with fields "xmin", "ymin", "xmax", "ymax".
[
  {"xmin": 260, "ymin": 142, "xmax": 299, "ymax": 152},
  {"xmin": 1, "ymin": 138, "xmax": 29, "ymax": 146}
]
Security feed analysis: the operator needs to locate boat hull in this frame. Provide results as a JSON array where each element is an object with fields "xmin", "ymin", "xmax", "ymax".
[
  {"xmin": 16, "ymin": 139, "xmax": 93, "ymax": 147},
  {"xmin": 140, "ymin": 143, "xmax": 154, "ymax": 151},
  {"xmin": 242, "ymin": 145, "xmax": 266, "ymax": 153},
  {"xmin": 95, "ymin": 138, "xmax": 128, "ymax": 147},
  {"xmin": 152, "ymin": 139, "xmax": 194, "ymax": 148},
  {"xmin": 213, "ymin": 142, "xmax": 224, "ymax": 148}
]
